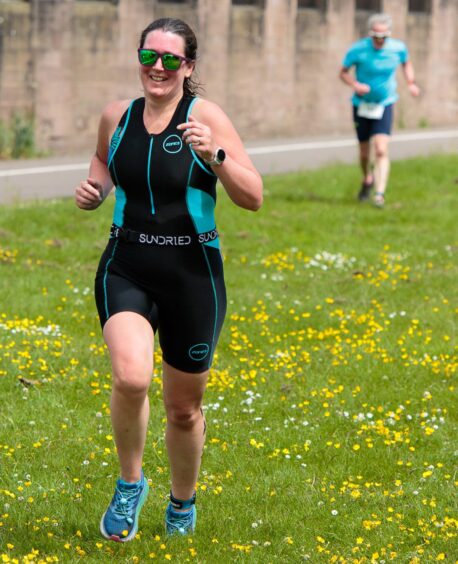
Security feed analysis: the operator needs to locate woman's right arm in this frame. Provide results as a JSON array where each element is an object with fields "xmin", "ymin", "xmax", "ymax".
[{"xmin": 75, "ymin": 100, "xmax": 130, "ymax": 210}]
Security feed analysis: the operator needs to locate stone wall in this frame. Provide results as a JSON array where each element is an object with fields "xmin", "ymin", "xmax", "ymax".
[{"xmin": 0, "ymin": 0, "xmax": 457, "ymax": 153}]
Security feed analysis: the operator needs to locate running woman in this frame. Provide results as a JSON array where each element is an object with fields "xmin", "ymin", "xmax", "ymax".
[
  {"xmin": 339, "ymin": 13, "xmax": 420, "ymax": 207},
  {"xmin": 75, "ymin": 17, "xmax": 262, "ymax": 541}
]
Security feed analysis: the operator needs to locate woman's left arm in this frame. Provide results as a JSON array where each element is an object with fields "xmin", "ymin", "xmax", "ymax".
[{"xmin": 177, "ymin": 99, "xmax": 263, "ymax": 211}]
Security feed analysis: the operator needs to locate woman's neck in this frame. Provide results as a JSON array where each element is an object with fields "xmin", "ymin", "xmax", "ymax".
[
  {"xmin": 143, "ymin": 90, "xmax": 184, "ymax": 135},
  {"xmin": 144, "ymin": 90, "xmax": 183, "ymax": 115}
]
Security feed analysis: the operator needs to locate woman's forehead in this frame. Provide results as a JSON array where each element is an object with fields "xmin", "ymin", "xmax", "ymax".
[{"xmin": 143, "ymin": 30, "xmax": 185, "ymax": 53}]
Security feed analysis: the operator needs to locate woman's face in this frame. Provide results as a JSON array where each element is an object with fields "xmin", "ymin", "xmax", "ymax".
[{"xmin": 139, "ymin": 30, "xmax": 194, "ymax": 99}]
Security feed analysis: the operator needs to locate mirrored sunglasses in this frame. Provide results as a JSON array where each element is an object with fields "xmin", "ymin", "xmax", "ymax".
[
  {"xmin": 369, "ymin": 31, "xmax": 391, "ymax": 40},
  {"xmin": 137, "ymin": 49, "xmax": 191, "ymax": 71}
]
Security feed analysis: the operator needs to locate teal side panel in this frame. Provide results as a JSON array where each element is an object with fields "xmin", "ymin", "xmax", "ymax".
[
  {"xmin": 108, "ymin": 126, "xmax": 122, "ymax": 162},
  {"xmin": 186, "ymin": 186, "xmax": 216, "ymax": 233},
  {"xmin": 113, "ymin": 185, "xmax": 127, "ymax": 227},
  {"xmin": 204, "ymin": 238, "xmax": 220, "ymax": 249},
  {"xmin": 108, "ymin": 100, "xmax": 134, "ymax": 168}
]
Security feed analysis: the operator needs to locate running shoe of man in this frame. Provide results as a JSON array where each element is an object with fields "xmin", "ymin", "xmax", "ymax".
[
  {"xmin": 100, "ymin": 473, "xmax": 149, "ymax": 542},
  {"xmin": 358, "ymin": 178, "xmax": 374, "ymax": 201},
  {"xmin": 165, "ymin": 493, "xmax": 196, "ymax": 536}
]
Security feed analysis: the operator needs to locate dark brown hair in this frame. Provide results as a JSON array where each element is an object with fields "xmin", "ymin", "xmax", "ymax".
[{"xmin": 139, "ymin": 18, "xmax": 202, "ymax": 97}]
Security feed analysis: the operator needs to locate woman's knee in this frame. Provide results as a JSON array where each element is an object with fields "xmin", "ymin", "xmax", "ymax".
[
  {"xmin": 166, "ymin": 403, "xmax": 202, "ymax": 430},
  {"xmin": 111, "ymin": 353, "xmax": 152, "ymax": 397}
]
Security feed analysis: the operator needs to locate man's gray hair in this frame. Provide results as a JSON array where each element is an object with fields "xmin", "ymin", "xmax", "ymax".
[{"xmin": 367, "ymin": 13, "xmax": 393, "ymax": 32}]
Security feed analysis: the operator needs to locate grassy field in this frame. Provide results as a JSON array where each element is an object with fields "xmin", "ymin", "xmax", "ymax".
[{"xmin": 0, "ymin": 155, "xmax": 456, "ymax": 563}]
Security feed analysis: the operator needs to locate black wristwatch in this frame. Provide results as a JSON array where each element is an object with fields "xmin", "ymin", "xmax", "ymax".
[{"xmin": 205, "ymin": 147, "xmax": 226, "ymax": 166}]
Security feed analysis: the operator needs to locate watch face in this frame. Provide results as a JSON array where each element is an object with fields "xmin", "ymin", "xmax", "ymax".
[{"xmin": 216, "ymin": 148, "xmax": 226, "ymax": 162}]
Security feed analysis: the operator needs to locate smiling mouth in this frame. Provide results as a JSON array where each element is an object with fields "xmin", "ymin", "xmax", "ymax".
[{"xmin": 149, "ymin": 75, "xmax": 167, "ymax": 82}]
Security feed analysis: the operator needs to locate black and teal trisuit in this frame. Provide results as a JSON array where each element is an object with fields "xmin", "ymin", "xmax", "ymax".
[{"xmin": 95, "ymin": 96, "xmax": 226, "ymax": 373}]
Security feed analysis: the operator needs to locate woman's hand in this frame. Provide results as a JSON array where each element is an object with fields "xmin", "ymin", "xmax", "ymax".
[
  {"xmin": 75, "ymin": 177, "xmax": 103, "ymax": 210},
  {"xmin": 177, "ymin": 115, "xmax": 216, "ymax": 163}
]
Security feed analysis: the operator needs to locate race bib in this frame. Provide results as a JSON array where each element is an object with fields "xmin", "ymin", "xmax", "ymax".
[{"xmin": 357, "ymin": 102, "xmax": 384, "ymax": 120}]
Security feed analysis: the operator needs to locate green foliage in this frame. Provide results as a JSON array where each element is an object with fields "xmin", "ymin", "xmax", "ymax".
[
  {"xmin": 0, "ymin": 118, "xmax": 11, "ymax": 158},
  {"xmin": 418, "ymin": 117, "xmax": 429, "ymax": 129},
  {"xmin": 0, "ymin": 155, "xmax": 456, "ymax": 561},
  {"xmin": 0, "ymin": 113, "xmax": 37, "ymax": 159},
  {"xmin": 396, "ymin": 104, "xmax": 406, "ymax": 130}
]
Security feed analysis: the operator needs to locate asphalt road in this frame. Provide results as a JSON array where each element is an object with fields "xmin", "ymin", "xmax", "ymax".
[{"xmin": 1, "ymin": 128, "xmax": 457, "ymax": 204}]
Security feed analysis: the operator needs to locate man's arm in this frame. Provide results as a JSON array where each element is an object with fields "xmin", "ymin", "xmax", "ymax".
[
  {"xmin": 339, "ymin": 67, "xmax": 371, "ymax": 97},
  {"xmin": 401, "ymin": 60, "xmax": 421, "ymax": 97}
]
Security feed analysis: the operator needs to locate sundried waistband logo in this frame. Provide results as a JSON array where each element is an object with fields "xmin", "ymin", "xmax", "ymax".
[
  {"xmin": 189, "ymin": 343, "xmax": 210, "ymax": 361},
  {"xmin": 138, "ymin": 234, "xmax": 191, "ymax": 246},
  {"xmin": 163, "ymin": 134, "xmax": 183, "ymax": 154},
  {"xmin": 198, "ymin": 229, "xmax": 218, "ymax": 244}
]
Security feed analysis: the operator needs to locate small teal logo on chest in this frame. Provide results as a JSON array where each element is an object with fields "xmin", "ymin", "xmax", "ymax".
[
  {"xmin": 189, "ymin": 343, "xmax": 210, "ymax": 361},
  {"xmin": 163, "ymin": 134, "xmax": 183, "ymax": 154}
]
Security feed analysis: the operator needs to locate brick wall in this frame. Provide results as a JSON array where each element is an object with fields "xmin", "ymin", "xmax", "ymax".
[{"xmin": 0, "ymin": 0, "xmax": 457, "ymax": 153}]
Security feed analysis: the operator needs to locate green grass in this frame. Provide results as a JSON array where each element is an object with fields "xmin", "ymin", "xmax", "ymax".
[{"xmin": 0, "ymin": 154, "xmax": 457, "ymax": 563}]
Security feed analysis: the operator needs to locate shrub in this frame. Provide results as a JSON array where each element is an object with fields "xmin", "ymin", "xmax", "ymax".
[{"xmin": 0, "ymin": 113, "xmax": 37, "ymax": 159}]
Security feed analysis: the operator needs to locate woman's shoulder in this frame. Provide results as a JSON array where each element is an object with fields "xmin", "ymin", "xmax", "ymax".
[
  {"xmin": 190, "ymin": 97, "xmax": 228, "ymax": 124},
  {"xmin": 101, "ymin": 98, "xmax": 136, "ymax": 124}
]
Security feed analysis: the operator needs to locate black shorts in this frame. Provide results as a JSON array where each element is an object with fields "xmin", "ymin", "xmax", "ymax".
[
  {"xmin": 94, "ymin": 237, "xmax": 227, "ymax": 373},
  {"xmin": 353, "ymin": 104, "xmax": 393, "ymax": 142}
]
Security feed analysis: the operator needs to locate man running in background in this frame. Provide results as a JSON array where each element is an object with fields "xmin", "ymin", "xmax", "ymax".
[{"xmin": 339, "ymin": 13, "xmax": 420, "ymax": 207}]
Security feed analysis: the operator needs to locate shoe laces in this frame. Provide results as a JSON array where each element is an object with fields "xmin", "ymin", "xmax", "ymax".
[
  {"xmin": 166, "ymin": 507, "xmax": 194, "ymax": 534},
  {"xmin": 112, "ymin": 483, "xmax": 142, "ymax": 525}
]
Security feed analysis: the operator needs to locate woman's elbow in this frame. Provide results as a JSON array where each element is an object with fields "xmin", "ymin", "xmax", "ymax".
[
  {"xmin": 230, "ymin": 177, "xmax": 263, "ymax": 211},
  {"xmin": 250, "ymin": 193, "xmax": 263, "ymax": 211},
  {"xmin": 250, "ymin": 177, "xmax": 264, "ymax": 211},
  {"xmin": 243, "ymin": 188, "xmax": 263, "ymax": 211}
]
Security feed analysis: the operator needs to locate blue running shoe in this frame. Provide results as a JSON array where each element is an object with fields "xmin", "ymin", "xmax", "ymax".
[
  {"xmin": 100, "ymin": 473, "xmax": 149, "ymax": 542},
  {"xmin": 165, "ymin": 491, "xmax": 197, "ymax": 536}
]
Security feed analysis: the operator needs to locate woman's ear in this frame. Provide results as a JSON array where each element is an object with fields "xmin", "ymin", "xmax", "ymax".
[{"xmin": 185, "ymin": 63, "xmax": 195, "ymax": 79}]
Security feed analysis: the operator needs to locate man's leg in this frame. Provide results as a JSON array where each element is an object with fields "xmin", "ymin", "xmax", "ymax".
[
  {"xmin": 357, "ymin": 140, "xmax": 374, "ymax": 200},
  {"xmin": 353, "ymin": 107, "xmax": 374, "ymax": 201},
  {"xmin": 372, "ymin": 133, "xmax": 390, "ymax": 206}
]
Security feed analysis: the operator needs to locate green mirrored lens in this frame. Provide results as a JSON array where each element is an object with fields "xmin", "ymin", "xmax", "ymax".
[
  {"xmin": 139, "ymin": 50, "xmax": 158, "ymax": 66},
  {"xmin": 162, "ymin": 54, "xmax": 181, "ymax": 71}
]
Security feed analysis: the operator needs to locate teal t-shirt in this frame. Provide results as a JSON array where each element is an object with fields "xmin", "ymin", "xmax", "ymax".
[{"xmin": 342, "ymin": 37, "xmax": 409, "ymax": 106}]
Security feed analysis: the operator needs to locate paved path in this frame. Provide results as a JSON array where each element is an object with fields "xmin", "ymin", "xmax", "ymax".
[{"xmin": 0, "ymin": 128, "xmax": 457, "ymax": 204}]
